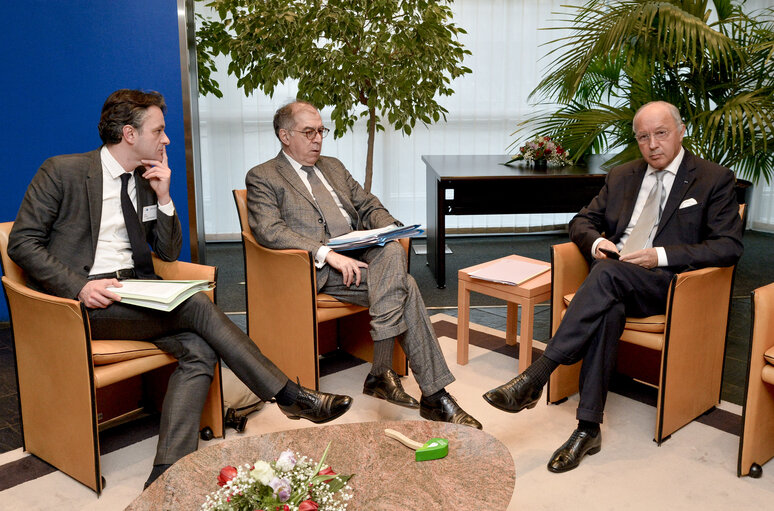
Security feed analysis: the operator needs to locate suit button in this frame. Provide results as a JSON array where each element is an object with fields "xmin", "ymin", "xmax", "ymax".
[
  {"xmin": 318, "ymin": 218, "xmax": 323, "ymax": 223},
  {"xmin": 84, "ymin": 266, "xmax": 90, "ymax": 271}
]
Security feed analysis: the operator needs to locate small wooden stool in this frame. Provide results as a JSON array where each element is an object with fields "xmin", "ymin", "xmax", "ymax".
[{"xmin": 457, "ymin": 254, "xmax": 551, "ymax": 371}]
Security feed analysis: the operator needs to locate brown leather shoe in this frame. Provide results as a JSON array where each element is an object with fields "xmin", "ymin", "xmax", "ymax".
[
  {"xmin": 277, "ymin": 386, "xmax": 352, "ymax": 424},
  {"xmin": 547, "ymin": 429, "xmax": 602, "ymax": 473},
  {"xmin": 420, "ymin": 393, "xmax": 482, "ymax": 429},
  {"xmin": 363, "ymin": 369, "xmax": 420, "ymax": 409}
]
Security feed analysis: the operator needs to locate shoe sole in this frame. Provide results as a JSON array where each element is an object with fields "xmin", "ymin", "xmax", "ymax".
[
  {"xmin": 546, "ymin": 444, "xmax": 602, "ymax": 473},
  {"xmin": 363, "ymin": 387, "xmax": 420, "ymax": 409},
  {"xmin": 482, "ymin": 392, "xmax": 540, "ymax": 413}
]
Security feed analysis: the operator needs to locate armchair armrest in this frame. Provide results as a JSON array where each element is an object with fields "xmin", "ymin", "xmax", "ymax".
[
  {"xmin": 550, "ymin": 242, "xmax": 589, "ymax": 335},
  {"xmin": 152, "ymin": 255, "xmax": 217, "ymax": 303}
]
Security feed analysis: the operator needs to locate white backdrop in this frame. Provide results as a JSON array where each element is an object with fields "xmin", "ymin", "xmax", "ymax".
[{"xmin": 195, "ymin": 0, "xmax": 774, "ymax": 240}]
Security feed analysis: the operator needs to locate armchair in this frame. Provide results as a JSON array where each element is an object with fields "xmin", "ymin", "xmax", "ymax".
[
  {"xmin": 0, "ymin": 221, "xmax": 224, "ymax": 495},
  {"xmin": 548, "ymin": 242, "xmax": 736, "ymax": 444},
  {"xmin": 232, "ymin": 189, "xmax": 407, "ymax": 390},
  {"xmin": 738, "ymin": 282, "xmax": 774, "ymax": 477}
]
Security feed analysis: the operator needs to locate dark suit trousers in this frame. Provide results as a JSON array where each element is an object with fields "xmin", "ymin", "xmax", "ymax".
[
  {"xmin": 88, "ymin": 293, "xmax": 288, "ymax": 465},
  {"xmin": 320, "ymin": 241, "xmax": 455, "ymax": 395},
  {"xmin": 543, "ymin": 259, "xmax": 674, "ymax": 423}
]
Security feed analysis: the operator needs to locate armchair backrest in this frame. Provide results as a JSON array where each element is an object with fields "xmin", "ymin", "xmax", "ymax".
[
  {"xmin": 232, "ymin": 189, "xmax": 258, "ymax": 244},
  {"xmin": 0, "ymin": 222, "xmax": 26, "ymax": 284}
]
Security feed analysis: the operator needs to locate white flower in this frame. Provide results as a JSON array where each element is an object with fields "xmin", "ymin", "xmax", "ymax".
[
  {"xmin": 275, "ymin": 450, "xmax": 297, "ymax": 471},
  {"xmin": 249, "ymin": 460, "xmax": 275, "ymax": 485}
]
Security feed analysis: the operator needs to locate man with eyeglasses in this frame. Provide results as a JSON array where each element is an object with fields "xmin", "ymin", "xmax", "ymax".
[
  {"xmin": 246, "ymin": 100, "xmax": 482, "ymax": 429},
  {"xmin": 483, "ymin": 100, "xmax": 743, "ymax": 472}
]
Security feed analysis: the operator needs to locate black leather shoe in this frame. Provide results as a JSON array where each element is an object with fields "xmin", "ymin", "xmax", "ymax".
[
  {"xmin": 482, "ymin": 372, "xmax": 542, "ymax": 413},
  {"xmin": 363, "ymin": 369, "xmax": 419, "ymax": 409},
  {"xmin": 420, "ymin": 393, "xmax": 482, "ymax": 429},
  {"xmin": 547, "ymin": 429, "xmax": 602, "ymax": 473},
  {"xmin": 277, "ymin": 387, "xmax": 352, "ymax": 424}
]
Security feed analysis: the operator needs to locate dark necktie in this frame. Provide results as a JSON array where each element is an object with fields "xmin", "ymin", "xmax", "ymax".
[
  {"xmin": 621, "ymin": 170, "xmax": 666, "ymax": 255},
  {"xmin": 120, "ymin": 172, "xmax": 155, "ymax": 278},
  {"xmin": 301, "ymin": 165, "xmax": 352, "ymax": 238}
]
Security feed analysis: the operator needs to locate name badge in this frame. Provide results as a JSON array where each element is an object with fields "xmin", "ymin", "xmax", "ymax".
[{"xmin": 142, "ymin": 205, "xmax": 158, "ymax": 222}]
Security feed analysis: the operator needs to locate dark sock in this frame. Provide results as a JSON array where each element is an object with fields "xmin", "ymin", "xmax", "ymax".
[
  {"xmin": 144, "ymin": 463, "xmax": 171, "ymax": 489},
  {"xmin": 422, "ymin": 388, "xmax": 449, "ymax": 403},
  {"xmin": 578, "ymin": 420, "xmax": 600, "ymax": 437},
  {"xmin": 522, "ymin": 354, "xmax": 559, "ymax": 389},
  {"xmin": 274, "ymin": 379, "xmax": 300, "ymax": 406},
  {"xmin": 370, "ymin": 339, "xmax": 394, "ymax": 376}
]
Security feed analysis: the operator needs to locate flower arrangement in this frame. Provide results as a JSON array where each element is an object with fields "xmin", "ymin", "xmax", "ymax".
[
  {"xmin": 507, "ymin": 135, "xmax": 570, "ymax": 166},
  {"xmin": 202, "ymin": 443, "xmax": 353, "ymax": 511}
]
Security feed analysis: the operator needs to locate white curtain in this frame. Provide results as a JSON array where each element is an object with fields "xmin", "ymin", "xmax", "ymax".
[
  {"xmin": 195, "ymin": 0, "xmax": 774, "ymax": 239},
  {"xmin": 195, "ymin": 0, "xmax": 575, "ymax": 240}
]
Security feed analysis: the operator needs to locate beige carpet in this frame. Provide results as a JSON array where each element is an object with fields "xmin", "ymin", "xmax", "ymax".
[{"xmin": 0, "ymin": 314, "xmax": 769, "ymax": 510}]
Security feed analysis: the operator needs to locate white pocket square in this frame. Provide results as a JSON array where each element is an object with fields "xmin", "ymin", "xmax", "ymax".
[{"xmin": 679, "ymin": 198, "xmax": 698, "ymax": 209}]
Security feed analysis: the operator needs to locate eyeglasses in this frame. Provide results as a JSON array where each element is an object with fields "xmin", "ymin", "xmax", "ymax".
[
  {"xmin": 635, "ymin": 129, "xmax": 670, "ymax": 143},
  {"xmin": 288, "ymin": 127, "xmax": 330, "ymax": 140}
]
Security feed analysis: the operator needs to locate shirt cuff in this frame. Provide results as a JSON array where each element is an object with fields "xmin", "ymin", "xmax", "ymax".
[
  {"xmin": 158, "ymin": 199, "xmax": 175, "ymax": 216},
  {"xmin": 591, "ymin": 238, "xmax": 606, "ymax": 258},
  {"xmin": 315, "ymin": 245, "xmax": 332, "ymax": 268},
  {"xmin": 656, "ymin": 247, "xmax": 668, "ymax": 267}
]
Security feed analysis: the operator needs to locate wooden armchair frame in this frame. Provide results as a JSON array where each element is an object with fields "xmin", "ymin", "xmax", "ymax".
[
  {"xmin": 548, "ymin": 242, "xmax": 736, "ymax": 444},
  {"xmin": 738, "ymin": 282, "xmax": 774, "ymax": 477},
  {"xmin": 0, "ymin": 221, "xmax": 224, "ymax": 495},
  {"xmin": 232, "ymin": 189, "xmax": 407, "ymax": 390}
]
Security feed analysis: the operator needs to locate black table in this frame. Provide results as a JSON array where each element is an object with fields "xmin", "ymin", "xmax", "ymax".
[{"xmin": 423, "ymin": 154, "xmax": 608, "ymax": 287}]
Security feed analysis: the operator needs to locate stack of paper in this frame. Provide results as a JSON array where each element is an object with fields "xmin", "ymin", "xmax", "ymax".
[
  {"xmin": 107, "ymin": 280, "xmax": 215, "ymax": 312},
  {"xmin": 469, "ymin": 259, "xmax": 550, "ymax": 286},
  {"xmin": 327, "ymin": 224, "xmax": 424, "ymax": 251}
]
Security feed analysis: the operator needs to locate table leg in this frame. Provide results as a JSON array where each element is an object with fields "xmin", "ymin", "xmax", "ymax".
[
  {"xmin": 505, "ymin": 302, "xmax": 518, "ymax": 346},
  {"xmin": 456, "ymin": 281, "xmax": 470, "ymax": 365},
  {"xmin": 519, "ymin": 301, "xmax": 535, "ymax": 371}
]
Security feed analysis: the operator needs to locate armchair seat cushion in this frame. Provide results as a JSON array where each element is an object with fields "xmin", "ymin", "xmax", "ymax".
[
  {"xmin": 91, "ymin": 340, "xmax": 166, "ymax": 365},
  {"xmin": 764, "ymin": 346, "xmax": 774, "ymax": 366},
  {"xmin": 563, "ymin": 293, "xmax": 666, "ymax": 332},
  {"xmin": 317, "ymin": 293, "xmax": 356, "ymax": 308}
]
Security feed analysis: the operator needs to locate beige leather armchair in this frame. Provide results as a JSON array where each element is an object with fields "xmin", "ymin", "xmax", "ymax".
[
  {"xmin": 232, "ymin": 189, "xmax": 407, "ymax": 390},
  {"xmin": 548, "ymin": 242, "xmax": 737, "ymax": 444},
  {"xmin": 0, "ymin": 221, "xmax": 224, "ymax": 495},
  {"xmin": 738, "ymin": 282, "xmax": 774, "ymax": 477}
]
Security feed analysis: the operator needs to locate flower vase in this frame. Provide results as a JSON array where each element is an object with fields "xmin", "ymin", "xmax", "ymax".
[{"xmin": 534, "ymin": 159, "xmax": 547, "ymax": 169}]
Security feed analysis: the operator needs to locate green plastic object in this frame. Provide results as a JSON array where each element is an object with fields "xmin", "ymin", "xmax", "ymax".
[
  {"xmin": 384, "ymin": 428, "xmax": 449, "ymax": 461},
  {"xmin": 415, "ymin": 437, "xmax": 449, "ymax": 461}
]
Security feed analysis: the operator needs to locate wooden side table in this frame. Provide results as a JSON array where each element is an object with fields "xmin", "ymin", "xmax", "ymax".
[{"xmin": 457, "ymin": 254, "xmax": 551, "ymax": 371}]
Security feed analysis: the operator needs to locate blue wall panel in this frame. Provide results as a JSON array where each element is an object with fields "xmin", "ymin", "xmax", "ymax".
[{"xmin": 0, "ymin": 0, "xmax": 190, "ymax": 321}]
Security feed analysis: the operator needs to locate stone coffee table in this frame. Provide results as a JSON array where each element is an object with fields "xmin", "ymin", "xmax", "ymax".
[{"xmin": 128, "ymin": 420, "xmax": 515, "ymax": 509}]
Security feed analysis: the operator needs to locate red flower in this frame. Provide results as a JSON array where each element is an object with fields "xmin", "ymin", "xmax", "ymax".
[
  {"xmin": 299, "ymin": 501, "xmax": 319, "ymax": 511},
  {"xmin": 318, "ymin": 466, "xmax": 337, "ymax": 483},
  {"xmin": 217, "ymin": 466, "xmax": 238, "ymax": 487}
]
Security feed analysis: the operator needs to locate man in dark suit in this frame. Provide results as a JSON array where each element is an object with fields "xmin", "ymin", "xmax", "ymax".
[
  {"xmin": 483, "ymin": 101, "xmax": 744, "ymax": 472},
  {"xmin": 8, "ymin": 89, "xmax": 353, "ymax": 489},
  {"xmin": 246, "ymin": 100, "xmax": 481, "ymax": 429}
]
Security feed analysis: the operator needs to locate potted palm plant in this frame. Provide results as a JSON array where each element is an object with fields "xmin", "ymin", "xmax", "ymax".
[{"xmin": 512, "ymin": 0, "xmax": 774, "ymax": 192}]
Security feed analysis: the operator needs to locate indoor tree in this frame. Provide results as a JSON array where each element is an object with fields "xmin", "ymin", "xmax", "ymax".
[
  {"xmin": 196, "ymin": 0, "xmax": 471, "ymax": 192},
  {"xmin": 512, "ymin": 0, "xmax": 774, "ymax": 184}
]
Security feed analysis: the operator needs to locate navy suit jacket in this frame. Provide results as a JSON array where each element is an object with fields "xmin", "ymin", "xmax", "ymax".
[{"xmin": 569, "ymin": 150, "xmax": 743, "ymax": 273}]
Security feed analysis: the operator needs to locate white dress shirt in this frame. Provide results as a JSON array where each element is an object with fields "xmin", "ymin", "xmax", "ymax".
[
  {"xmin": 90, "ymin": 146, "xmax": 175, "ymax": 275},
  {"xmin": 592, "ymin": 147, "xmax": 685, "ymax": 267}
]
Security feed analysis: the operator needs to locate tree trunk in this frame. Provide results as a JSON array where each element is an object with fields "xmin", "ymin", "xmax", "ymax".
[{"xmin": 364, "ymin": 106, "xmax": 376, "ymax": 193}]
